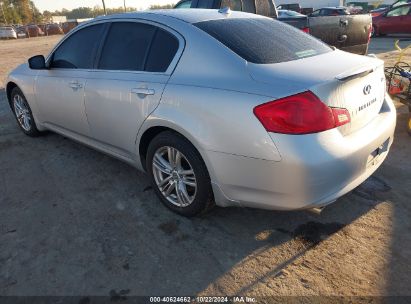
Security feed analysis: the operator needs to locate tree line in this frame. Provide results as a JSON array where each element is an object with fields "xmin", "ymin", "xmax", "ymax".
[
  {"xmin": 0, "ymin": 2, "xmax": 174, "ymax": 25},
  {"xmin": 0, "ymin": 0, "xmax": 41, "ymax": 25}
]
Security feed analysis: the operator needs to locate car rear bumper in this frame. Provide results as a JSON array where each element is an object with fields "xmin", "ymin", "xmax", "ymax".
[{"xmin": 208, "ymin": 95, "xmax": 396, "ymax": 210}]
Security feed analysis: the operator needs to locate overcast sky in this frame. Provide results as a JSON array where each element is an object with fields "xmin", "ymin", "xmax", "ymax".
[{"xmin": 32, "ymin": 0, "xmax": 177, "ymax": 12}]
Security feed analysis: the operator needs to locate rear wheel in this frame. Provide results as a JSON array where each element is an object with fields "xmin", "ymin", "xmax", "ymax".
[
  {"xmin": 146, "ymin": 131, "xmax": 214, "ymax": 217},
  {"xmin": 11, "ymin": 87, "xmax": 41, "ymax": 137}
]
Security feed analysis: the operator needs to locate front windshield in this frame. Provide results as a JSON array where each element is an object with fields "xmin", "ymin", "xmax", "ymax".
[
  {"xmin": 387, "ymin": 5, "xmax": 410, "ymax": 16},
  {"xmin": 393, "ymin": 0, "xmax": 407, "ymax": 8},
  {"xmin": 285, "ymin": 10, "xmax": 302, "ymax": 16}
]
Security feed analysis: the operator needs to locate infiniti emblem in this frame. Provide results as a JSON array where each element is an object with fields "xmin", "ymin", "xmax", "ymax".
[{"xmin": 363, "ymin": 84, "xmax": 372, "ymax": 95}]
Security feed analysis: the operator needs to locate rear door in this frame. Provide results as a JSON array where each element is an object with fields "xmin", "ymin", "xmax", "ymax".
[{"xmin": 84, "ymin": 21, "xmax": 183, "ymax": 156}]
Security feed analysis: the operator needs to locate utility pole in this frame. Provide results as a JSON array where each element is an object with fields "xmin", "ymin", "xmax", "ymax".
[
  {"xmin": 101, "ymin": 0, "xmax": 107, "ymax": 15},
  {"xmin": 0, "ymin": 1, "xmax": 7, "ymax": 25},
  {"xmin": 123, "ymin": 0, "xmax": 126, "ymax": 12}
]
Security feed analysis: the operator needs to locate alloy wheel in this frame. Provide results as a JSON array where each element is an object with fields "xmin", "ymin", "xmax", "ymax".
[
  {"xmin": 152, "ymin": 146, "xmax": 197, "ymax": 207},
  {"xmin": 13, "ymin": 94, "xmax": 32, "ymax": 131}
]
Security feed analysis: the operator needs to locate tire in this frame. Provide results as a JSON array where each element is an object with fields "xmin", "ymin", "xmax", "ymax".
[
  {"xmin": 10, "ymin": 87, "xmax": 41, "ymax": 137},
  {"xmin": 146, "ymin": 131, "xmax": 214, "ymax": 217}
]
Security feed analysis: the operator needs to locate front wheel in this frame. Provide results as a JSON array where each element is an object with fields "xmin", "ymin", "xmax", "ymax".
[
  {"xmin": 11, "ymin": 87, "xmax": 41, "ymax": 137},
  {"xmin": 146, "ymin": 131, "xmax": 214, "ymax": 217}
]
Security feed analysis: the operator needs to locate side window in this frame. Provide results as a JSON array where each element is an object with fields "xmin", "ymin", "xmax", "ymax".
[
  {"xmin": 175, "ymin": 0, "xmax": 192, "ymax": 8},
  {"xmin": 393, "ymin": 0, "xmax": 407, "ymax": 8},
  {"xmin": 197, "ymin": 0, "xmax": 214, "ymax": 8},
  {"xmin": 221, "ymin": 0, "xmax": 242, "ymax": 11},
  {"xmin": 387, "ymin": 5, "xmax": 410, "ymax": 16},
  {"xmin": 310, "ymin": 10, "xmax": 320, "ymax": 16},
  {"xmin": 98, "ymin": 22, "xmax": 156, "ymax": 71},
  {"xmin": 51, "ymin": 24, "xmax": 104, "ymax": 69},
  {"xmin": 145, "ymin": 28, "xmax": 179, "ymax": 73}
]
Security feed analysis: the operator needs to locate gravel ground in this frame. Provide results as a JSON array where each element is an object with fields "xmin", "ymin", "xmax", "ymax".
[{"xmin": 0, "ymin": 35, "xmax": 410, "ymax": 298}]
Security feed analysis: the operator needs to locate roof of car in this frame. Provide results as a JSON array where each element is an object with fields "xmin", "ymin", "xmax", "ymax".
[
  {"xmin": 94, "ymin": 8, "xmax": 265, "ymax": 24},
  {"xmin": 321, "ymin": 6, "xmax": 347, "ymax": 9}
]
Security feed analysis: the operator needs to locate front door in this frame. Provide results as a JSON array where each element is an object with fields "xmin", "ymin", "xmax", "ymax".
[
  {"xmin": 381, "ymin": 5, "xmax": 411, "ymax": 33},
  {"xmin": 34, "ymin": 23, "xmax": 106, "ymax": 136},
  {"xmin": 84, "ymin": 21, "xmax": 182, "ymax": 156}
]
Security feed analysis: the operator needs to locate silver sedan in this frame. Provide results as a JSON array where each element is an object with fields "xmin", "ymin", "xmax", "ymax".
[
  {"xmin": 0, "ymin": 26, "xmax": 17, "ymax": 39},
  {"xmin": 5, "ymin": 9, "xmax": 396, "ymax": 216}
]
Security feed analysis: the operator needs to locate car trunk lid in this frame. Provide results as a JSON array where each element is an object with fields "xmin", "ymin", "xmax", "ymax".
[{"xmin": 248, "ymin": 50, "xmax": 386, "ymax": 135}]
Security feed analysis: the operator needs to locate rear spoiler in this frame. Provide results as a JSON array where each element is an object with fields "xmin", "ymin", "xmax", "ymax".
[{"xmin": 335, "ymin": 61, "xmax": 381, "ymax": 81}]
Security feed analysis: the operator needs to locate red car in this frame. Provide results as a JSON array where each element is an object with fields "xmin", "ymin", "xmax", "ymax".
[
  {"xmin": 45, "ymin": 23, "xmax": 64, "ymax": 35},
  {"xmin": 371, "ymin": 0, "xmax": 411, "ymax": 16},
  {"xmin": 372, "ymin": 3, "xmax": 411, "ymax": 36}
]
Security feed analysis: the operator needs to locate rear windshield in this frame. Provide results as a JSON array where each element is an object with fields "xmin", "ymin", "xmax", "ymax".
[{"xmin": 194, "ymin": 18, "xmax": 331, "ymax": 64}]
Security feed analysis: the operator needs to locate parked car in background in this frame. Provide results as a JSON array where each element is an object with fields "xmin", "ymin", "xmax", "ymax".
[
  {"xmin": 45, "ymin": 23, "xmax": 64, "ymax": 35},
  {"xmin": 61, "ymin": 20, "xmax": 79, "ymax": 34},
  {"xmin": 61, "ymin": 19, "xmax": 92, "ymax": 34},
  {"xmin": 26, "ymin": 24, "xmax": 44, "ymax": 37},
  {"xmin": 346, "ymin": 2, "xmax": 370, "ymax": 13},
  {"xmin": 277, "ymin": 3, "xmax": 301, "ymax": 13},
  {"xmin": 174, "ymin": 0, "xmax": 192, "ymax": 8},
  {"xmin": 6, "ymin": 10, "xmax": 396, "ymax": 216},
  {"xmin": 15, "ymin": 26, "xmax": 28, "ymax": 38},
  {"xmin": 301, "ymin": 7, "xmax": 313, "ymax": 14},
  {"xmin": 277, "ymin": 9, "xmax": 309, "ymax": 32},
  {"xmin": 372, "ymin": 3, "xmax": 411, "ymax": 36},
  {"xmin": 370, "ymin": 4, "xmax": 391, "ymax": 16},
  {"xmin": 370, "ymin": 0, "xmax": 411, "ymax": 16},
  {"xmin": 14, "ymin": 25, "xmax": 45, "ymax": 38},
  {"xmin": 309, "ymin": 7, "xmax": 350, "ymax": 16},
  {"xmin": 278, "ymin": 9, "xmax": 305, "ymax": 18},
  {"xmin": 37, "ymin": 24, "xmax": 47, "ymax": 33},
  {"xmin": 0, "ymin": 26, "xmax": 17, "ymax": 39},
  {"xmin": 177, "ymin": 0, "xmax": 372, "ymax": 55}
]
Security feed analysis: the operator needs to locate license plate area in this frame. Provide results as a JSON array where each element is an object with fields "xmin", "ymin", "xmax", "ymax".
[{"xmin": 367, "ymin": 138, "xmax": 390, "ymax": 167}]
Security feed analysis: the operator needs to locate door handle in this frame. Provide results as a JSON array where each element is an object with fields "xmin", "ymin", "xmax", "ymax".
[
  {"xmin": 69, "ymin": 81, "xmax": 83, "ymax": 90},
  {"xmin": 131, "ymin": 88, "xmax": 155, "ymax": 96}
]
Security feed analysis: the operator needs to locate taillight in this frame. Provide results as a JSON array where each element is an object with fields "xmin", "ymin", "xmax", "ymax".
[
  {"xmin": 302, "ymin": 27, "xmax": 310, "ymax": 34},
  {"xmin": 253, "ymin": 91, "xmax": 351, "ymax": 135}
]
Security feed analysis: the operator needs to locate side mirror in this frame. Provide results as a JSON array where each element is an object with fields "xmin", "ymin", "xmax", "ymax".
[{"xmin": 28, "ymin": 55, "xmax": 46, "ymax": 70}]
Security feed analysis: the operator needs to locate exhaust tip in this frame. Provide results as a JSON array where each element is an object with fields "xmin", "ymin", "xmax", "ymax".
[{"xmin": 308, "ymin": 206, "xmax": 326, "ymax": 215}]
